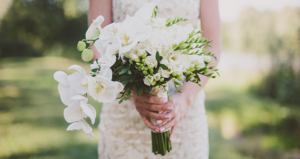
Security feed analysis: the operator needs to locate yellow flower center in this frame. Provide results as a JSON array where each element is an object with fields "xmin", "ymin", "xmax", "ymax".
[
  {"xmin": 95, "ymin": 81, "xmax": 106, "ymax": 93},
  {"xmin": 124, "ymin": 33, "xmax": 130, "ymax": 45}
]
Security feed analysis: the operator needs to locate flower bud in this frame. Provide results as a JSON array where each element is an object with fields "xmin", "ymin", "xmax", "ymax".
[
  {"xmin": 136, "ymin": 63, "xmax": 140, "ymax": 66},
  {"xmin": 175, "ymin": 85, "xmax": 179, "ymax": 88},
  {"xmin": 141, "ymin": 54, "xmax": 147, "ymax": 59},
  {"xmin": 140, "ymin": 65, "xmax": 144, "ymax": 70},
  {"xmin": 177, "ymin": 82, "xmax": 183, "ymax": 86},
  {"xmin": 135, "ymin": 58, "xmax": 140, "ymax": 63},
  {"xmin": 172, "ymin": 72, "xmax": 177, "ymax": 76},
  {"xmin": 142, "ymin": 59, "xmax": 145, "ymax": 63},
  {"xmin": 150, "ymin": 69, "xmax": 154, "ymax": 74},
  {"xmin": 177, "ymin": 75, "xmax": 183, "ymax": 81},
  {"xmin": 160, "ymin": 78, "xmax": 164, "ymax": 82},
  {"xmin": 196, "ymin": 65, "xmax": 201, "ymax": 70},
  {"xmin": 81, "ymin": 49, "xmax": 94, "ymax": 62},
  {"xmin": 186, "ymin": 71, "xmax": 191, "ymax": 75},
  {"xmin": 204, "ymin": 69, "xmax": 208, "ymax": 74},
  {"xmin": 143, "ymin": 71, "xmax": 148, "ymax": 75},
  {"xmin": 148, "ymin": 64, "xmax": 154, "ymax": 69},
  {"xmin": 172, "ymin": 78, "xmax": 176, "ymax": 81},
  {"xmin": 151, "ymin": 80, "xmax": 156, "ymax": 86},
  {"xmin": 77, "ymin": 41, "xmax": 86, "ymax": 51},
  {"xmin": 148, "ymin": 75, "xmax": 151, "ymax": 78},
  {"xmin": 190, "ymin": 67, "xmax": 195, "ymax": 72}
]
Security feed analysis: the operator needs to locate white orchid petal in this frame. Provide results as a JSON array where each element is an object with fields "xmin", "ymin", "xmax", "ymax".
[
  {"xmin": 58, "ymin": 83, "xmax": 73, "ymax": 106},
  {"xmin": 70, "ymin": 95, "xmax": 88, "ymax": 103},
  {"xmin": 80, "ymin": 101, "xmax": 96, "ymax": 124},
  {"xmin": 86, "ymin": 15, "xmax": 104, "ymax": 40},
  {"xmin": 101, "ymin": 68, "xmax": 113, "ymax": 81},
  {"xmin": 113, "ymin": 81, "xmax": 124, "ymax": 93},
  {"xmin": 134, "ymin": 2, "xmax": 156, "ymax": 22},
  {"xmin": 67, "ymin": 72, "xmax": 87, "ymax": 94},
  {"xmin": 67, "ymin": 122, "xmax": 82, "ymax": 131},
  {"xmin": 94, "ymin": 40, "xmax": 106, "ymax": 56},
  {"xmin": 64, "ymin": 103, "xmax": 87, "ymax": 123},
  {"xmin": 68, "ymin": 65, "xmax": 86, "ymax": 75},
  {"xmin": 87, "ymin": 104, "xmax": 97, "ymax": 121},
  {"xmin": 96, "ymin": 89, "xmax": 116, "ymax": 103},
  {"xmin": 86, "ymin": 132, "xmax": 94, "ymax": 140},
  {"xmin": 54, "ymin": 71, "xmax": 68, "ymax": 85},
  {"xmin": 80, "ymin": 120, "xmax": 92, "ymax": 133}
]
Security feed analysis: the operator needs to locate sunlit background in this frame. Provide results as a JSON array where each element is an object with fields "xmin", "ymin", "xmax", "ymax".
[{"xmin": 0, "ymin": 0, "xmax": 300, "ymax": 158}]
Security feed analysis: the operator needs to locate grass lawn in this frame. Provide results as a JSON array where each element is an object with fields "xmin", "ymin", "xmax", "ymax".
[{"xmin": 0, "ymin": 56, "xmax": 297, "ymax": 159}]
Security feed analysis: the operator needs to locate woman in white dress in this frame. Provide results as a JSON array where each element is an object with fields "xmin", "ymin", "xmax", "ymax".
[{"xmin": 88, "ymin": 0, "xmax": 221, "ymax": 158}]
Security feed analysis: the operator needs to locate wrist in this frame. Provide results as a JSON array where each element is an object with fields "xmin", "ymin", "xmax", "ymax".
[{"xmin": 173, "ymin": 91, "xmax": 191, "ymax": 107}]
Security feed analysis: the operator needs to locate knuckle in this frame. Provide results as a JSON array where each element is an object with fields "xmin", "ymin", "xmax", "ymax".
[{"xmin": 148, "ymin": 104, "xmax": 154, "ymax": 110}]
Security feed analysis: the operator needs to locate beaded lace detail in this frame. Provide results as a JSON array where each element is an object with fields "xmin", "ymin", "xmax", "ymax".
[{"xmin": 98, "ymin": 0, "xmax": 208, "ymax": 158}]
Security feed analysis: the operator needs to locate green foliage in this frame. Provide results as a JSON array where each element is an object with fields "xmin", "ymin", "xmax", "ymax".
[
  {"xmin": 166, "ymin": 17, "xmax": 188, "ymax": 27},
  {"xmin": 0, "ymin": 0, "xmax": 88, "ymax": 59},
  {"xmin": 223, "ymin": 7, "xmax": 300, "ymax": 105}
]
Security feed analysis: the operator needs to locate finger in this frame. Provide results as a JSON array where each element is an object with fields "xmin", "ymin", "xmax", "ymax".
[
  {"xmin": 143, "ymin": 94, "xmax": 168, "ymax": 105},
  {"xmin": 169, "ymin": 123, "xmax": 179, "ymax": 142},
  {"xmin": 158, "ymin": 116, "xmax": 178, "ymax": 133},
  {"xmin": 142, "ymin": 115, "xmax": 159, "ymax": 132},
  {"xmin": 146, "ymin": 111, "xmax": 171, "ymax": 120},
  {"xmin": 146, "ymin": 103, "xmax": 173, "ymax": 112}
]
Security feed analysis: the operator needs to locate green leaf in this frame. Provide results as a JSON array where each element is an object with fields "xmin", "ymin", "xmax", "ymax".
[
  {"xmin": 91, "ymin": 68, "xmax": 98, "ymax": 72},
  {"xmin": 119, "ymin": 99, "xmax": 124, "ymax": 104},
  {"xmin": 144, "ymin": 87, "xmax": 151, "ymax": 94},
  {"xmin": 121, "ymin": 80, "xmax": 129, "ymax": 85},
  {"xmin": 119, "ymin": 67, "xmax": 129, "ymax": 75},
  {"xmin": 155, "ymin": 51, "xmax": 162, "ymax": 62},
  {"xmin": 126, "ymin": 94, "xmax": 133, "ymax": 97},
  {"xmin": 128, "ymin": 70, "xmax": 131, "ymax": 75},
  {"xmin": 137, "ymin": 88, "xmax": 144, "ymax": 96},
  {"xmin": 160, "ymin": 64, "xmax": 168, "ymax": 70}
]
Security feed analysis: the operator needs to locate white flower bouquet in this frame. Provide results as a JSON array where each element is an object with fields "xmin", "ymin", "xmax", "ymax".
[{"xmin": 54, "ymin": 3, "xmax": 218, "ymax": 156}]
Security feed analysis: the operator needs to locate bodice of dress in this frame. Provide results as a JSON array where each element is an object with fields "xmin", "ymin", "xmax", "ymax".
[{"xmin": 112, "ymin": 0, "xmax": 200, "ymax": 28}]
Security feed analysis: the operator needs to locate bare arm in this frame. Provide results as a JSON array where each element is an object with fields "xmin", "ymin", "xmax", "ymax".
[
  {"xmin": 88, "ymin": 0, "xmax": 112, "ymax": 59},
  {"xmin": 177, "ymin": 0, "xmax": 222, "ymax": 105}
]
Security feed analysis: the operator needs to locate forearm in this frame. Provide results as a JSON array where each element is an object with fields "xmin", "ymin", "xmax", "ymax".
[
  {"xmin": 88, "ymin": 0, "xmax": 112, "ymax": 59},
  {"xmin": 177, "ymin": 0, "xmax": 221, "ymax": 106}
]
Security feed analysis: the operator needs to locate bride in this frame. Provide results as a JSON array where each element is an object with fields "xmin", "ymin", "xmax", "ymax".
[{"xmin": 88, "ymin": 0, "xmax": 221, "ymax": 158}]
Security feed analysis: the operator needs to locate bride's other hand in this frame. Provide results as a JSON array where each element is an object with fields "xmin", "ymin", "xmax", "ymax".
[
  {"xmin": 157, "ymin": 93, "xmax": 189, "ymax": 142},
  {"xmin": 130, "ymin": 91, "xmax": 174, "ymax": 131}
]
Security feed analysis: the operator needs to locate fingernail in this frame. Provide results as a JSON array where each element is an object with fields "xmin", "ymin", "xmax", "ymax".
[
  {"xmin": 163, "ymin": 99, "xmax": 168, "ymax": 103},
  {"xmin": 167, "ymin": 106, "xmax": 173, "ymax": 110},
  {"xmin": 170, "ymin": 137, "xmax": 173, "ymax": 142},
  {"xmin": 160, "ymin": 127, "xmax": 165, "ymax": 132},
  {"xmin": 164, "ymin": 114, "xmax": 170, "ymax": 119},
  {"xmin": 159, "ymin": 111, "xmax": 163, "ymax": 114},
  {"xmin": 157, "ymin": 120, "xmax": 162, "ymax": 124},
  {"xmin": 155, "ymin": 129, "xmax": 159, "ymax": 132}
]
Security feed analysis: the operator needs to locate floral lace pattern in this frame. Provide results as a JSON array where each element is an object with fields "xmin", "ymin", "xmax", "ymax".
[{"xmin": 99, "ymin": 0, "xmax": 208, "ymax": 158}]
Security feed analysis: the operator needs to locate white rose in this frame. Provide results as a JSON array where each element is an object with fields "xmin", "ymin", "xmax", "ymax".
[
  {"xmin": 159, "ymin": 62, "xmax": 175, "ymax": 78},
  {"xmin": 145, "ymin": 56, "xmax": 158, "ymax": 68},
  {"xmin": 168, "ymin": 51, "xmax": 182, "ymax": 65},
  {"xmin": 153, "ymin": 73, "xmax": 161, "ymax": 81},
  {"xmin": 143, "ymin": 76, "xmax": 153, "ymax": 86}
]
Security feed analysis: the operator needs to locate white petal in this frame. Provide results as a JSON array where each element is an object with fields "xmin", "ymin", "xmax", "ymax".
[
  {"xmin": 113, "ymin": 81, "xmax": 124, "ymax": 93},
  {"xmin": 54, "ymin": 71, "xmax": 68, "ymax": 85},
  {"xmin": 64, "ymin": 103, "xmax": 87, "ymax": 123},
  {"xmin": 85, "ymin": 16, "xmax": 104, "ymax": 40},
  {"xmin": 67, "ymin": 122, "xmax": 82, "ymax": 131},
  {"xmin": 96, "ymin": 89, "xmax": 116, "ymax": 103},
  {"xmin": 67, "ymin": 72, "xmax": 87, "ymax": 94},
  {"xmin": 134, "ymin": 2, "xmax": 156, "ymax": 22},
  {"xmin": 101, "ymin": 68, "xmax": 113, "ymax": 81},
  {"xmin": 94, "ymin": 40, "xmax": 106, "ymax": 56},
  {"xmin": 86, "ymin": 132, "xmax": 94, "ymax": 140},
  {"xmin": 58, "ymin": 83, "xmax": 73, "ymax": 106},
  {"xmin": 70, "ymin": 95, "xmax": 88, "ymax": 103},
  {"xmin": 68, "ymin": 65, "xmax": 86, "ymax": 76},
  {"xmin": 80, "ymin": 120, "xmax": 92, "ymax": 133},
  {"xmin": 80, "ymin": 101, "xmax": 96, "ymax": 124}
]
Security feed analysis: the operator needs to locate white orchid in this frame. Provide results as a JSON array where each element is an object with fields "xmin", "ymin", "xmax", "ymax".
[
  {"xmin": 65, "ymin": 95, "xmax": 96, "ymax": 123},
  {"xmin": 118, "ymin": 15, "xmax": 152, "ymax": 54},
  {"xmin": 53, "ymin": 65, "xmax": 88, "ymax": 106},
  {"xmin": 67, "ymin": 119, "xmax": 94, "ymax": 140},
  {"xmin": 86, "ymin": 15, "xmax": 104, "ymax": 40},
  {"xmin": 134, "ymin": 2, "xmax": 156, "ymax": 24},
  {"xmin": 87, "ymin": 75, "xmax": 123, "ymax": 103}
]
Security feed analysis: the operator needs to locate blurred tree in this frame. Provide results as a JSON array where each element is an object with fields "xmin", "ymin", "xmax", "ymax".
[
  {"xmin": 222, "ymin": 7, "xmax": 300, "ymax": 105},
  {"xmin": 0, "ymin": 0, "xmax": 88, "ymax": 59}
]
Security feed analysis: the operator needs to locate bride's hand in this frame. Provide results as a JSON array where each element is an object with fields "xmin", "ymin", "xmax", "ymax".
[
  {"xmin": 131, "ymin": 91, "xmax": 174, "ymax": 132},
  {"xmin": 157, "ymin": 93, "xmax": 189, "ymax": 142}
]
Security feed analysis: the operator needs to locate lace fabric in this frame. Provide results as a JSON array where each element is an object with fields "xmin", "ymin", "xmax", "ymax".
[{"xmin": 98, "ymin": 0, "xmax": 208, "ymax": 158}]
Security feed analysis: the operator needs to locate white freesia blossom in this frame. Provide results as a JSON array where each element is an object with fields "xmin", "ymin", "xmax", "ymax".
[
  {"xmin": 53, "ymin": 65, "xmax": 88, "ymax": 105},
  {"xmin": 203, "ymin": 56, "xmax": 211, "ymax": 62},
  {"xmin": 67, "ymin": 119, "xmax": 94, "ymax": 140},
  {"xmin": 86, "ymin": 15, "xmax": 104, "ymax": 40},
  {"xmin": 159, "ymin": 62, "xmax": 175, "ymax": 78},
  {"xmin": 143, "ymin": 76, "xmax": 154, "ymax": 86},
  {"xmin": 168, "ymin": 51, "xmax": 183, "ymax": 65},
  {"xmin": 145, "ymin": 56, "xmax": 158, "ymax": 68},
  {"xmin": 153, "ymin": 73, "xmax": 161, "ymax": 81},
  {"xmin": 88, "ymin": 75, "xmax": 124, "ymax": 103},
  {"xmin": 118, "ymin": 16, "xmax": 152, "ymax": 54}
]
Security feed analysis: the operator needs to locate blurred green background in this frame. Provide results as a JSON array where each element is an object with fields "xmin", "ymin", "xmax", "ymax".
[{"xmin": 0, "ymin": 0, "xmax": 300, "ymax": 158}]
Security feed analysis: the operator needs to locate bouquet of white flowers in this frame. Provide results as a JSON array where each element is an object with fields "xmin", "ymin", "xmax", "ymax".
[{"xmin": 54, "ymin": 3, "xmax": 218, "ymax": 156}]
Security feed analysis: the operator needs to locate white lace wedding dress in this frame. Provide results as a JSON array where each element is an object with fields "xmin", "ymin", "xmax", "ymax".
[{"xmin": 98, "ymin": 0, "xmax": 209, "ymax": 158}]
